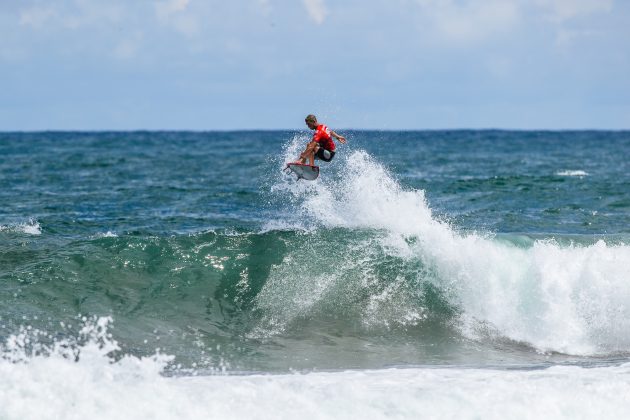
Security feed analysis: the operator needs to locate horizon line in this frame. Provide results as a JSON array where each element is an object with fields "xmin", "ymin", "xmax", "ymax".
[{"xmin": 2, "ymin": 128, "xmax": 630, "ymax": 133}]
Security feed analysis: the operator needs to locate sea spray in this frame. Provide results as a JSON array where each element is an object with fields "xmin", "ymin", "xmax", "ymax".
[{"xmin": 260, "ymin": 150, "xmax": 630, "ymax": 355}]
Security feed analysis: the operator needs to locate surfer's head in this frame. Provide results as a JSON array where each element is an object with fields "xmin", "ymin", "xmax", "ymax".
[{"xmin": 305, "ymin": 114, "xmax": 318, "ymax": 130}]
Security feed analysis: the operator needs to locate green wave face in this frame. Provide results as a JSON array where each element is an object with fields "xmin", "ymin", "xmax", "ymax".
[{"xmin": 1, "ymin": 228, "xmax": 466, "ymax": 372}]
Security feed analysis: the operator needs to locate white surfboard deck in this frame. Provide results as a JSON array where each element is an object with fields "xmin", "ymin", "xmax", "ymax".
[{"xmin": 285, "ymin": 163, "xmax": 320, "ymax": 181}]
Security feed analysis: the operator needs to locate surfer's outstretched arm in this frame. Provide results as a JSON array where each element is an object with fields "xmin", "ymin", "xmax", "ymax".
[{"xmin": 330, "ymin": 131, "xmax": 346, "ymax": 144}]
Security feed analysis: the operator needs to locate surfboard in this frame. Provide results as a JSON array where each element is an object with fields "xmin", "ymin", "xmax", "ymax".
[{"xmin": 285, "ymin": 163, "xmax": 319, "ymax": 181}]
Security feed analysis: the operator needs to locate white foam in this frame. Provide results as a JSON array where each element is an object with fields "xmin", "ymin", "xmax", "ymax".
[
  {"xmin": 2, "ymin": 320, "xmax": 630, "ymax": 420},
  {"xmin": 92, "ymin": 231, "xmax": 118, "ymax": 238},
  {"xmin": 0, "ymin": 219, "xmax": 41, "ymax": 235},
  {"xmin": 267, "ymin": 150, "xmax": 630, "ymax": 355},
  {"xmin": 2, "ymin": 317, "xmax": 630, "ymax": 420},
  {"xmin": 556, "ymin": 170, "xmax": 589, "ymax": 177}
]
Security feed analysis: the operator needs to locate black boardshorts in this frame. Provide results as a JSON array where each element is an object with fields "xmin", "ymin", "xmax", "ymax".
[{"xmin": 315, "ymin": 148, "xmax": 335, "ymax": 162}]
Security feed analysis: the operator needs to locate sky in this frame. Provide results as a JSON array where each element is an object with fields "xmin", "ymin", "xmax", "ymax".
[{"xmin": 0, "ymin": 0, "xmax": 629, "ymax": 130}]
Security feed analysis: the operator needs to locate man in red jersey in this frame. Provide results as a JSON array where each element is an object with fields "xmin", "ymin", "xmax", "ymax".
[{"xmin": 296, "ymin": 114, "xmax": 346, "ymax": 166}]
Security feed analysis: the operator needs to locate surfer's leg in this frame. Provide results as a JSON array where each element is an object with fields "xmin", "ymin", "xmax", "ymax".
[
  {"xmin": 309, "ymin": 144, "xmax": 319, "ymax": 166},
  {"xmin": 297, "ymin": 146, "xmax": 308, "ymax": 164},
  {"xmin": 298, "ymin": 141, "xmax": 318, "ymax": 165},
  {"xmin": 297, "ymin": 141, "xmax": 318, "ymax": 164}
]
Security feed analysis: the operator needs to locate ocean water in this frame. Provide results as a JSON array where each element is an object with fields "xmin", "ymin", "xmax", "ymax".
[{"xmin": 1, "ymin": 130, "xmax": 630, "ymax": 419}]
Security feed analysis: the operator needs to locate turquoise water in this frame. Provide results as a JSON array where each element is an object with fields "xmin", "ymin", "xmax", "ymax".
[{"xmin": 2, "ymin": 130, "xmax": 630, "ymax": 377}]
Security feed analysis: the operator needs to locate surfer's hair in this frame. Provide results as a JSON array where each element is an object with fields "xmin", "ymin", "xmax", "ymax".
[{"xmin": 305, "ymin": 114, "xmax": 317, "ymax": 124}]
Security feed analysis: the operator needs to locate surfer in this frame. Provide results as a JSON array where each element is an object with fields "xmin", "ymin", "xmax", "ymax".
[{"xmin": 296, "ymin": 114, "xmax": 346, "ymax": 166}]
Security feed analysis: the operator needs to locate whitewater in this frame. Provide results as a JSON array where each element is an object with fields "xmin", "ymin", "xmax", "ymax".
[
  {"xmin": 3, "ymin": 322, "xmax": 630, "ymax": 420},
  {"xmin": 1, "ymin": 131, "xmax": 630, "ymax": 419},
  {"xmin": 265, "ymin": 140, "xmax": 630, "ymax": 356}
]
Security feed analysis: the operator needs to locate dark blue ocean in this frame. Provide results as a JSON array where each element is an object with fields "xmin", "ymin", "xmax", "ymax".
[{"xmin": 2, "ymin": 131, "xmax": 630, "ymax": 418}]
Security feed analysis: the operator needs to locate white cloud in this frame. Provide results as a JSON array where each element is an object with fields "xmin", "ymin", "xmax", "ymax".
[
  {"xmin": 172, "ymin": 14, "xmax": 200, "ymax": 37},
  {"xmin": 412, "ymin": 0, "xmax": 615, "ymax": 47},
  {"xmin": 303, "ymin": 0, "xmax": 327, "ymax": 25},
  {"xmin": 534, "ymin": 0, "xmax": 613, "ymax": 22},
  {"xmin": 19, "ymin": 6, "xmax": 56, "ymax": 27},
  {"xmin": 486, "ymin": 56, "xmax": 512, "ymax": 78},
  {"xmin": 155, "ymin": 0, "xmax": 199, "ymax": 37},
  {"xmin": 414, "ymin": 0, "xmax": 520, "ymax": 44},
  {"xmin": 155, "ymin": 0, "xmax": 190, "ymax": 20},
  {"xmin": 257, "ymin": 0, "xmax": 272, "ymax": 17},
  {"xmin": 113, "ymin": 31, "xmax": 144, "ymax": 60},
  {"xmin": 17, "ymin": 1, "xmax": 124, "ymax": 30},
  {"xmin": 532, "ymin": 0, "xmax": 614, "ymax": 47},
  {"xmin": 63, "ymin": 1, "xmax": 124, "ymax": 29}
]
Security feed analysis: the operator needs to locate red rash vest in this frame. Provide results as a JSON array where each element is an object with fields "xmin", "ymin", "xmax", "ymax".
[{"xmin": 313, "ymin": 124, "xmax": 335, "ymax": 151}]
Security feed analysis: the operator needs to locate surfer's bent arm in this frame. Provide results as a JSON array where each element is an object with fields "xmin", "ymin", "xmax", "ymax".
[{"xmin": 330, "ymin": 130, "xmax": 346, "ymax": 144}]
